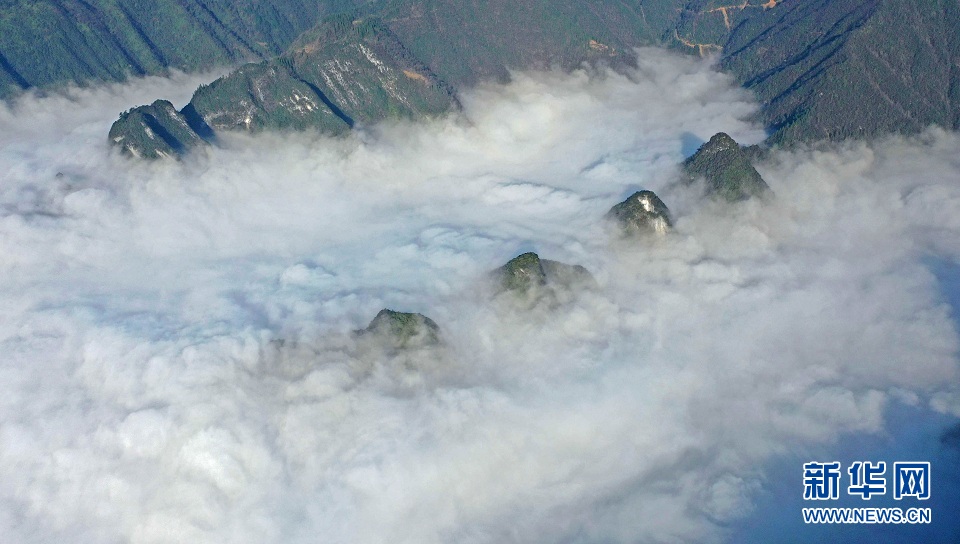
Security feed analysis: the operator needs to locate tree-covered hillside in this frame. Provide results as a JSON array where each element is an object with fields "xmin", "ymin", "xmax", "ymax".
[
  {"xmin": 0, "ymin": 0, "xmax": 365, "ymax": 98},
  {"xmin": 62, "ymin": 0, "xmax": 960, "ymax": 156},
  {"xmin": 372, "ymin": 0, "xmax": 673, "ymax": 87},
  {"xmin": 108, "ymin": 0, "xmax": 683, "ymax": 157},
  {"xmin": 721, "ymin": 0, "xmax": 960, "ymax": 143},
  {"xmin": 110, "ymin": 14, "xmax": 459, "ymax": 158}
]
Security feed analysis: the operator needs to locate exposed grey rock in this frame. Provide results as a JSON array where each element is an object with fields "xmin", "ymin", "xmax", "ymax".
[{"xmin": 607, "ymin": 190, "xmax": 672, "ymax": 235}]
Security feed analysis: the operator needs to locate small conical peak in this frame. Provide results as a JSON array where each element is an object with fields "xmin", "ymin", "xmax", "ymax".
[
  {"xmin": 363, "ymin": 308, "xmax": 441, "ymax": 348},
  {"xmin": 699, "ymin": 132, "xmax": 738, "ymax": 154},
  {"xmin": 505, "ymin": 252, "xmax": 543, "ymax": 271},
  {"xmin": 631, "ymin": 190, "xmax": 669, "ymax": 215},
  {"xmin": 149, "ymin": 99, "xmax": 176, "ymax": 110},
  {"xmin": 709, "ymin": 132, "xmax": 736, "ymax": 144},
  {"xmin": 683, "ymin": 132, "xmax": 770, "ymax": 201},
  {"xmin": 367, "ymin": 308, "xmax": 439, "ymax": 332},
  {"xmin": 492, "ymin": 252, "xmax": 595, "ymax": 298},
  {"xmin": 496, "ymin": 252, "xmax": 548, "ymax": 292},
  {"xmin": 607, "ymin": 190, "xmax": 672, "ymax": 235}
]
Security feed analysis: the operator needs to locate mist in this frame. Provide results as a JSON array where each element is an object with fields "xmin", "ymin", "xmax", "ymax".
[{"xmin": 0, "ymin": 48, "xmax": 958, "ymax": 543}]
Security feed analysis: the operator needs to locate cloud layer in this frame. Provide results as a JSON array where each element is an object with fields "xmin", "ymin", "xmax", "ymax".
[{"xmin": 0, "ymin": 49, "xmax": 958, "ymax": 543}]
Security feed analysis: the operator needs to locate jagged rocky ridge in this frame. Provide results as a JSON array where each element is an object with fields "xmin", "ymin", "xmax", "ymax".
[
  {"xmin": 111, "ymin": 16, "xmax": 457, "ymax": 158},
  {"xmin": 109, "ymin": 100, "xmax": 211, "ymax": 158},
  {"xmin": 108, "ymin": 0, "xmax": 672, "ymax": 158}
]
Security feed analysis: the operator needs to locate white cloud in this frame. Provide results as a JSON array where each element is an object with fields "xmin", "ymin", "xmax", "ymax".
[{"xmin": 0, "ymin": 48, "xmax": 957, "ymax": 543}]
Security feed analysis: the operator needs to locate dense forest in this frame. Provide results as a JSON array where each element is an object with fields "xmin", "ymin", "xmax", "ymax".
[
  {"xmin": 0, "ymin": 0, "xmax": 364, "ymax": 97},
  {"xmin": 3, "ymin": 0, "xmax": 958, "ymax": 150}
]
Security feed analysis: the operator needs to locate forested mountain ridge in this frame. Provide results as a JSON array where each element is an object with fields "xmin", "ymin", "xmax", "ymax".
[
  {"xmin": 367, "ymin": 0, "xmax": 670, "ymax": 87},
  {"xmin": 109, "ymin": 14, "xmax": 459, "ymax": 158},
  {"xmin": 0, "ymin": 0, "xmax": 366, "ymax": 98},
  {"xmin": 4, "ymin": 0, "xmax": 956, "ymax": 154},
  {"xmin": 110, "ymin": 0, "xmax": 772, "ymax": 157},
  {"xmin": 109, "ymin": 0, "xmax": 678, "ymax": 157},
  {"xmin": 721, "ymin": 0, "xmax": 960, "ymax": 143},
  {"xmin": 669, "ymin": 0, "xmax": 778, "ymax": 56}
]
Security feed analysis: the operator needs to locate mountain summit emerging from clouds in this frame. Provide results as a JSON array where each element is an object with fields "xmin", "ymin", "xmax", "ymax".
[{"xmin": 683, "ymin": 132, "xmax": 770, "ymax": 201}]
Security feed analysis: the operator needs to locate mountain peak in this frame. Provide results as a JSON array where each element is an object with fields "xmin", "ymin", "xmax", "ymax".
[
  {"xmin": 607, "ymin": 190, "xmax": 672, "ymax": 235},
  {"xmin": 683, "ymin": 132, "xmax": 770, "ymax": 201},
  {"xmin": 108, "ymin": 100, "xmax": 210, "ymax": 159},
  {"xmin": 703, "ymin": 132, "xmax": 738, "ymax": 151},
  {"xmin": 361, "ymin": 308, "xmax": 441, "ymax": 348},
  {"xmin": 497, "ymin": 252, "xmax": 549, "ymax": 292}
]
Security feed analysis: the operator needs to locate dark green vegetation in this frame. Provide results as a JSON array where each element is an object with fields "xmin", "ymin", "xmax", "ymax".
[
  {"xmin": 370, "ymin": 0, "xmax": 672, "ymax": 88},
  {"xmin": 109, "ymin": 0, "xmax": 770, "ymax": 158},
  {"xmin": 359, "ymin": 308, "xmax": 441, "ymax": 349},
  {"xmin": 106, "ymin": 0, "xmax": 681, "ymax": 158},
  {"xmin": 5, "ymin": 0, "xmax": 956, "ymax": 152},
  {"xmin": 107, "ymin": 0, "xmax": 960, "ymax": 157},
  {"xmin": 0, "ymin": 0, "xmax": 366, "ymax": 99},
  {"xmin": 669, "ymin": 0, "xmax": 773, "ymax": 56},
  {"xmin": 100, "ymin": 0, "xmax": 959, "ymax": 156},
  {"xmin": 683, "ymin": 132, "xmax": 770, "ymax": 201},
  {"xmin": 607, "ymin": 190, "xmax": 672, "ymax": 235},
  {"xmin": 110, "ymin": 14, "xmax": 459, "ymax": 157},
  {"xmin": 665, "ymin": 0, "xmax": 960, "ymax": 143},
  {"xmin": 721, "ymin": 0, "xmax": 960, "ymax": 144}
]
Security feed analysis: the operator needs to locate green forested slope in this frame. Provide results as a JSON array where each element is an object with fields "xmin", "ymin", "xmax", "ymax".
[
  {"xmin": 108, "ymin": 99, "xmax": 209, "ymax": 158},
  {"xmin": 100, "ymin": 0, "xmax": 960, "ymax": 157},
  {"xmin": 0, "ymin": 0, "xmax": 363, "ymax": 98},
  {"xmin": 668, "ymin": 0, "xmax": 773, "ymax": 55},
  {"xmin": 373, "ymin": 0, "xmax": 671, "ymax": 87},
  {"xmin": 721, "ymin": 0, "xmax": 960, "ymax": 143},
  {"xmin": 108, "ymin": 0, "xmax": 682, "ymax": 157},
  {"xmin": 683, "ymin": 132, "xmax": 770, "ymax": 200},
  {"xmin": 110, "ymin": 14, "xmax": 458, "ymax": 158}
]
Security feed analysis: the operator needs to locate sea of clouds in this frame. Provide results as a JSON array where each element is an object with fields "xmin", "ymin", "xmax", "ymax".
[{"xmin": 0, "ymin": 49, "xmax": 958, "ymax": 543}]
